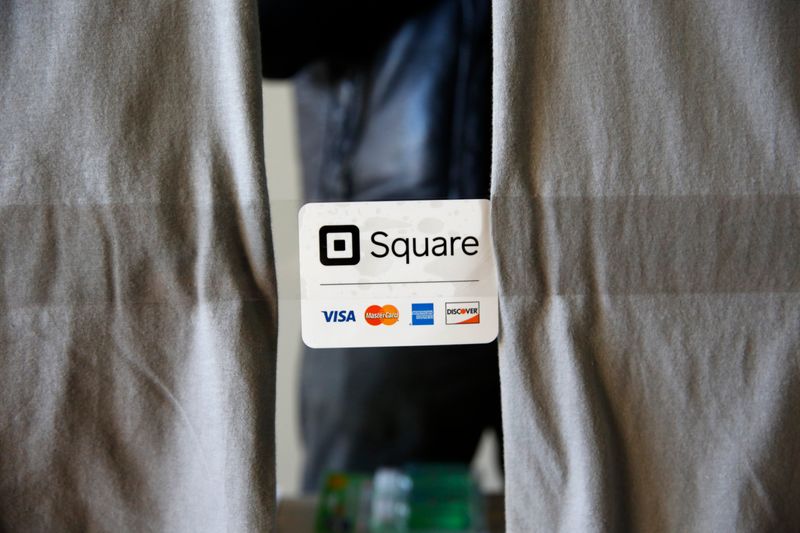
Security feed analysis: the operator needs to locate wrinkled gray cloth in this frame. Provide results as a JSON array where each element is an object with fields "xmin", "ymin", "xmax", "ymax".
[
  {"xmin": 492, "ymin": 2, "xmax": 799, "ymax": 531},
  {"xmin": 0, "ymin": 2, "xmax": 277, "ymax": 531}
]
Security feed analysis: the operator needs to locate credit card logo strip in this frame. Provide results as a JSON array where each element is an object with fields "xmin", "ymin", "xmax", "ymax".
[
  {"xmin": 445, "ymin": 302, "xmax": 480, "ymax": 325},
  {"xmin": 365, "ymin": 305, "xmax": 399, "ymax": 326},
  {"xmin": 321, "ymin": 310, "xmax": 357, "ymax": 323},
  {"xmin": 411, "ymin": 303, "xmax": 434, "ymax": 326},
  {"xmin": 319, "ymin": 225, "xmax": 360, "ymax": 266}
]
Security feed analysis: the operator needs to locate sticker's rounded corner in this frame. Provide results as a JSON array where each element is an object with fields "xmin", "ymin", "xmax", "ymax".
[
  {"xmin": 297, "ymin": 202, "xmax": 314, "ymax": 223},
  {"xmin": 480, "ymin": 332, "xmax": 499, "ymax": 344},
  {"xmin": 300, "ymin": 328, "xmax": 321, "ymax": 349}
]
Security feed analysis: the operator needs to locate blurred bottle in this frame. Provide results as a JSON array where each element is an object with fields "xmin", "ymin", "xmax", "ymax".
[
  {"xmin": 315, "ymin": 465, "xmax": 486, "ymax": 533},
  {"xmin": 370, "ymin": 469, "xmax": 411, "ymax": 533}
]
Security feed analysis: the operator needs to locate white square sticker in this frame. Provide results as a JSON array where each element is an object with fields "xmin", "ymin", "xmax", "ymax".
[{"xmin": 298, "ymin": 200, "xmax": 498, "ymax": 348}]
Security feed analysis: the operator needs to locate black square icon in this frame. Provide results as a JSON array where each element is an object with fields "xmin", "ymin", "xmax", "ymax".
[{"xmin": 319, "ymin": 225, "xmax": 360, "ymax": 266}]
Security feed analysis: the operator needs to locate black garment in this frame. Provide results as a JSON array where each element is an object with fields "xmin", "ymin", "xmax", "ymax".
[
  {"xmin": 301, "ymin": 344, "xmax": 501, "ymax": 490},
  {"xmin": 262, "ymin": 0, "xmax": 497, "ymax": 491},
  {"xmin": 259, "ymin": 0, "xmax": 436, "ymax": 78}
]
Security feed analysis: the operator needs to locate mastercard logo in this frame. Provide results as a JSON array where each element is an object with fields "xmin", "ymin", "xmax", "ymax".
[{"xmin": 364, "ymin": 305, "xmax": 399, "ymax": 326}]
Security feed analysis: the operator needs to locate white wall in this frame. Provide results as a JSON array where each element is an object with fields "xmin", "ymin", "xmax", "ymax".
[{"xmin": 263, "ymin": 81, "xmax": 304, "ymax": 496}]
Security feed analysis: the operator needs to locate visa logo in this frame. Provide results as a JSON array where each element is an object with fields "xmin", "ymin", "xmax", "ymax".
[{"xmin": 322, "ymin": 310, "xmax": 356, "ymax": 323}]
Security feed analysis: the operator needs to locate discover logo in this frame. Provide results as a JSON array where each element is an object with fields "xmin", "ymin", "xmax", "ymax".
[{"xmin": 445, "ymin": 302, "xmax": 480, "ymax": 325}]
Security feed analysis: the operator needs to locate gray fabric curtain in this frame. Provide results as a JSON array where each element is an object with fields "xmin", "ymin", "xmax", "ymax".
[
  {"xmin": 492, "ymin": 1, "xmax": 800, "ymax": 531},
  {"xmin": 0, "ymin": 1, "xmax": 277, "ymax": 531}
]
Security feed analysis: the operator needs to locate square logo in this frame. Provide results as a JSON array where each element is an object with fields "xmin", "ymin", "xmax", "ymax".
[
  {"xmin": 411, "ymin": 303, "xmax": 434, "ymax": 325},
  {"xmin": 319, "ymin": 225, "xmax": 360, "ymax": 266},
  {"xmin": 445, "ymin": 302, "xmax": 480, "ymax": 325}
]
